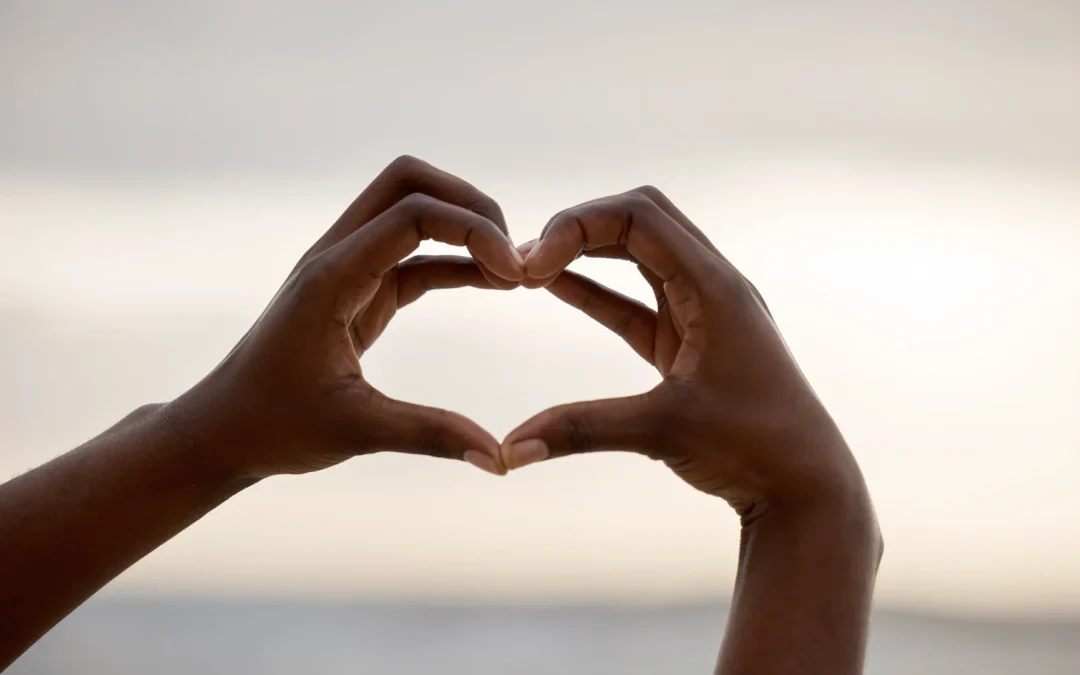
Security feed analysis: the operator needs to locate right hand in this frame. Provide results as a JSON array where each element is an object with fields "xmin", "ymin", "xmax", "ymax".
[
  {"xmin": 502, "ymin": 187, "xmax": 871, "ymax": 522},
  {"xmin": 161, "ymin": 156, "xmax": 522, "ymax": 479}
]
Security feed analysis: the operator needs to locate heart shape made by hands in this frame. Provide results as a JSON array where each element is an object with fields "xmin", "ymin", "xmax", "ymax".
[{"xmin": 209, "ymin": 156, "xmax": 860, "ymax": 523}]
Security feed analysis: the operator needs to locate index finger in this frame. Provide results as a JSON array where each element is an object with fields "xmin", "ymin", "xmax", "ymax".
[
  {"xmin": 523, "ymin": 192, "xmax": 714, "ymax": 287},
  {"xmin": 305, "ymin": 155, "xmax": 509, "ymax": 261},
  {"xmin": 320, "ymin": 193, "xmax": 523, "ymax": 310}
]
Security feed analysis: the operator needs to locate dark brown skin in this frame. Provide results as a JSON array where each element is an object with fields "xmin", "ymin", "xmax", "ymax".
[
  {"xmin": 502, "ymin": 186, "xmax": 883, "ymax": 675},
  {"xmin": 0, "ymin": 156, "xmax": 522, "ymax": 668},
  {"xmin": 0, "ymin": 165, "xmax": 880, "ymax": 674}
]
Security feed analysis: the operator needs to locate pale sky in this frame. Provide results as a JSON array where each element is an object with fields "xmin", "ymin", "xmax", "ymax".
[{"xmin": 1, "ymin": 0, "xmax": 1079, "ymax": 619}]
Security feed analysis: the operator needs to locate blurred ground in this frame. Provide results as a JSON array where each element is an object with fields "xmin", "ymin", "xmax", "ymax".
[{"xmin": 11, "ymin": 598, "xmax": 1080, "ymax": 675}]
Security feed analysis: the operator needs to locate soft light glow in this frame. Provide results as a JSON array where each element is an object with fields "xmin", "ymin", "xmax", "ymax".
[{"xmin": 3, "ymin": 159, "xmax": 1078, "ymax": 618}]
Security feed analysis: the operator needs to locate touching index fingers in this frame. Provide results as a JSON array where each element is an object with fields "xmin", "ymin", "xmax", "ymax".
[{"xmin": 523, "ymin": 192, "xmax": 715, "ymax": 286}]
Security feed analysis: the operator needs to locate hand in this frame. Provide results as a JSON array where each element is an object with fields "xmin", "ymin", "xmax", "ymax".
[
  {"xmin": 162, "ymin": 156, "xmax": 524, "ymax": 479},
  {"xmin": 502, "ymin": 186, "xmax": 870, "ymax": 520}
]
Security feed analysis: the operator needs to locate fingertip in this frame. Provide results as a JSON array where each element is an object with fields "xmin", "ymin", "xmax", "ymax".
[
  {"xmin": 456, "ymin": 428, "xmax": 506, "ymax": 474},
  {"xmin": 464, "ymin": 450, "xmax": 506, "ymax": 476},
  {"xmin": 380, "ymin": 394, "xmax": 505, "ymax": 468},
  {"xmin": 523, "ymin": 262, "xmax": 557, "ymax": 287},
  {"xmin": 478, "ymin": 264, "xmax": 521, "ymax": 290},
  {"xmin": 500, "ymin": 439, "xmax": 550, "ymax": 471},
  {"xmin": 463, "ymin": 222, "xmax": 525, "ymax": 284},
  {"xmin": 454, "ymin": 422, "xmax": 503, "ymax": 468},
  {"xmin": 522, "ymin": 240, "xmax": 571, "ymax": 283},
  {"xmin": 508, "ymin": 246, "xmax": 527, "ymax": 282},
  {"xmin": 491, "ymin": 245, "xmax": 526, "ymax": 283},
  {"xmin": 522, "ymin": 238, "xmax": 545, "ymax": 270}
]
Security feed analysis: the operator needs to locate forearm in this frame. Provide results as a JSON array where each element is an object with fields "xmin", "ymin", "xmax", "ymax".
[
  {"xmin": 716, "ymin": 483, "xmax": 882, "ymax": 675},
  {"xmin": 0, "ymin": 403, "xmax": 255, "ymax": 669}
]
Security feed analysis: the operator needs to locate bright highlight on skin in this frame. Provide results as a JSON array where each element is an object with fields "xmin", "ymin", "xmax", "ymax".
[{"xmin": 502, "ymin": 439, "xmax": 550, "ymax": 470}]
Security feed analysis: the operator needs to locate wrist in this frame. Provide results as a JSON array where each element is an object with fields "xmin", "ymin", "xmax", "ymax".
[
  {"xmin": 747, "ymin": 481, "xmax": 883, "ymax": 571},
  {"xmin": 755, "ymin": 417, "xmax": 882, "ymax": 560},
  {"xmin": 150, "ymin": 397, "xmax": 262, "ymax": 491}
]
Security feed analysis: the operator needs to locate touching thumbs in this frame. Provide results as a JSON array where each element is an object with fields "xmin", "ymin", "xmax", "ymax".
[{"xmin": 500, "ymin": 392, "xmax": 662, "ymax": 470}]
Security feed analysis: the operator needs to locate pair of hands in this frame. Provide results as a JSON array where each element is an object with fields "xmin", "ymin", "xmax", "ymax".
[
  {"xmin": 162, "ymin": 155, "xmax": 866, "ymax": 521},
  {"xmin": 0, "ymin": 154, "xmax": 880, "ymax": 674}
]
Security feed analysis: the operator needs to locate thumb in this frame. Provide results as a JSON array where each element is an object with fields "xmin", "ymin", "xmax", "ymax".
[
  {"xmin": 353, "ymin": 390, "xmax": 505, "ymax": 475},
  {"xmin": 500, "ymin": 392, "xmax": 661, "ymax": 470}
]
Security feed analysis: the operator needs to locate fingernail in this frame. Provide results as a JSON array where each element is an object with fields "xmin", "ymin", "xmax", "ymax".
[
  {"xmin": 523, "ymin": 241, "xmax": 544, "ymax": 264},
  {"xmin": 464, "ymin": 450, "xmax": 503, "ymax": 476},
  {"xmin": 522, "ymin": 243, "xmax": 549, "ymax": 281},
  {"xmin": 502, "ymin": 439, "xmax": 550, "ymax": 470}
]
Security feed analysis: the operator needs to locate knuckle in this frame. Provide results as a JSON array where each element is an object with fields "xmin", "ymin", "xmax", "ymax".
[
  {"xmin": 620, "ymin": 190, "xmax": 655, "ymax": 209},
  {"xmin": 419, "ymin": 429, "xmax": 449, "ymax": 455},
  {"xmin": 384, "ymin": 155, "xmax": 504, "ymax": 231},
  {"xmin": 619, "ymin": 191, "xmax": 663, "ymax": 220},
  {"xmin": 566, "ymin": 418, "xmax": 594, "ymax": 453},
  {"xmin": 395, "ymin": 191, "xmax": 435, "ymax": 221},
  {"xmin": 379, "ymin": 155, "xmax": 428, "ymax": 198},
  {"xmin": 556, "ymin": 407, "xmax": 595, "ymax": 452},
  {"xmin": 615, "ymin": 192, "xmax": 666, "ymax": 244},
  {"xmin": 386, "ymin": 154, "xmax": 426, "ymax": 179},
  {"xmin": 293, "ymin": 258, "xmax": 334, "ymax": 291},
  {"xmin": 417, "ymin": 419, "xmax": 455, "ymax": 456},
  {"xmin": 368, "ymin": 156, "xmax": 419, "ymax": 200},
  {"xmin": 695, "ymin": 260, "xmax": 746, "ymax": 305},
  {"xmin": 630, "ymin": 184, "xmax": 667, "ymax": 203},
  {"xmin": 462, "ymin": 191, "xmax": 506, "ymax": 230}
]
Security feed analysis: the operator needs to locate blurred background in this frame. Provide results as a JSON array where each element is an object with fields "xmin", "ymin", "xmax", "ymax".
[{"xmin": 2, "ymin": 1, "xmax": 1079, "ymax": 673}]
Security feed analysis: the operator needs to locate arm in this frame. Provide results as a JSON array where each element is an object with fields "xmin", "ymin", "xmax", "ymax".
[
  {"xmin": 719, "ymin": 484, "xmax": 881, "ymax": 674},
  {"xmin": 0, "ymin": 403, "xmax": 255, "ymax": 665},
  {"xmin": 502, "ymin": 186, "xmax": 882, "ymax": 674},
  {"xmin": 0, "ymin": 155, "xmax": 522, "ymax": 669}
]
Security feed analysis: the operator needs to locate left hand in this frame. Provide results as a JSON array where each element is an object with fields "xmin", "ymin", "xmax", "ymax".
[{"xmin": 500, "ymin": 186, "xmax": 871, "ymax": 523}]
